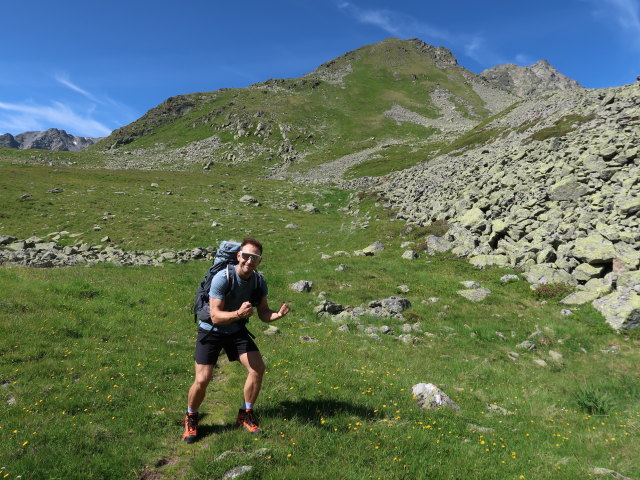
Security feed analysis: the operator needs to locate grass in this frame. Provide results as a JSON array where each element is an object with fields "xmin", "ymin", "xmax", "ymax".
[
  {"xmin": 343, "ymin": 141, "xmax": 444, "ymax": 179},
  {"xmin": 528, "ymin": 114, "xmax": 596, "ymax": 142},
  {"xmin": 1, "ymin": 161, "xmax": 639, "ymax": 480}
]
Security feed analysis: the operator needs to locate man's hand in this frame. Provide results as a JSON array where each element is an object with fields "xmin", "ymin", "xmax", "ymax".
[
  {"xmin": 277, "ymin": 302, "xmax": 290, "ymax": 320},
  {"xmin": 237, "ymin": 301, "xmax": 254, "ymax": 319}
]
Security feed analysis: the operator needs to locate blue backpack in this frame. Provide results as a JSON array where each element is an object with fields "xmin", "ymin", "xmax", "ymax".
[{"xmin": 193, "ymin": 240, "xmax": 263, "ymax": 324}]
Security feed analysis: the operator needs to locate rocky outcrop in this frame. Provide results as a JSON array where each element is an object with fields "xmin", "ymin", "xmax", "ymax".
[
  {"xmin": 480, "ymin": 59, "xmax": 582, "ymax": 97},
  {"xmin": 371, "ymin": 84, "xmax": 639, "ymax": 330},
  {"xmin": 1, "ymin": 128, "xmax": 101, "ymax": 151},
  {"xmin": 0, "ymin": 235, "xmax": 216, "ymax": 268}
]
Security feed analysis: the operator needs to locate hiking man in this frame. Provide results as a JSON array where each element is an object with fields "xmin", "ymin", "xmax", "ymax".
[{"xmin": 182, "ymin": 238, "xmax": 290, "ymax": 443}]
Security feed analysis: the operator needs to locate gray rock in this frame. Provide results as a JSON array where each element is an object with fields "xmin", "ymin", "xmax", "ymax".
[
  {"xmin": 573, "ymin": 234, "xmax": 617, "ymax": 264},
  {"xmin": 223, "ymin": 466, "xmax": 252, "ymax": 479},
  {"xmin": 500, "ymin": 274, "xmax": 520, "ymax": 283},
  {"xmin": 412, "ymin": 383, "xmax": 460, "ymax": 410},
  {"xmin": 618, "ymin": 271, "xmax": 640, "ymax": 292},
  {"xmin": 589, "ymin": 467, "xmax": 634, "ymax": 480},
  {"xmin": 401, "ymin": 250, "xmax": 418, "ymax": 259},
  {"xmin": 425, "ymin": 235, "xmax": 452, "ymax": 254},
  {"xmin": 290, "ymin": 280, "xmax": 313, "ymax": 292},
  {"xmin": 264, "ymin": 326, "xmax": 280, "ymax": 336},
  {"xmin": 572, "ymin": 263, "xmax": 604, "ymax": 282},
  {"xmin": 239, "ymin": 195, "xmax": 260, "ymax": 205},
  {"xmin": 370, "ymin": 296, "xmax": 411, "ymax": 314},
  {"xmin": 361, "ymin": 241, "xmax": 384, "ymax": 255},
  {"xmin": 516, "ymin": 340, "xmax": 536, "ymax": 351},
  {"xmin": 469, "ymin": 254, "xmax": 509, "ymax": 268},
  {"xmin": 525, "ymin": 265, "xmax": 577, "ymax": 285},
  {"xmin": 299, "ymin": 335, "xmax": 318, "ymax": 343},
  {"xmin": 486, "ymin": 404, "xmax": 514, "ymax": 415},
  {"xmin": 457, "ymin": 288, "xmax": 491, "ymax": 302},
  {"xmin": 592, "ymin": 290, "xmax": 640, "ymax": 331}
]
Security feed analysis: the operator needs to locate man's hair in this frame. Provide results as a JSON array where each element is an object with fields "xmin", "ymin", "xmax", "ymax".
[{"xmin": 240, "ymin": 237, "xmax": 263, "ymax": 254}]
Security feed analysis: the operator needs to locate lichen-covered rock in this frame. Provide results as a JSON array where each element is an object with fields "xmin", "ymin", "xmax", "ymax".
[
  {"xmin": 573, "ymin": 234, "xmax": 618, "ymax": 264},
  {"xmin": 592, "ymin": 290, "xmax": 640, "ymax": 331},
  {"xmin": 425, "ymin": 235, "xmax": 452, "ymax": 254},
  {"xmin": 469, "ymin": 254, "xmax": 509, "ymax": 268},
  {"xmin": 525, "ymin": 264, "xmax": 577, "ymax": 285}
]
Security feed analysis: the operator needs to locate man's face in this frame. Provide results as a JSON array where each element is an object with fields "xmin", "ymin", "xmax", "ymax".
[{"xmin": 237, "ymin": 244, "xmax": 262, "ymax": 277}]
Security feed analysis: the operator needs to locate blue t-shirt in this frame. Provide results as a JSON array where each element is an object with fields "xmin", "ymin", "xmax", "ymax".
[{"xmin": 208, "ymin": 266, "xmax": 267, "ymax": 334}]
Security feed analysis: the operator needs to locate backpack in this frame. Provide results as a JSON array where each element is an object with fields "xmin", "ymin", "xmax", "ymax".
[{"xmin": 193, "ymin": 240, "xmax": 263, "ymax": 324}]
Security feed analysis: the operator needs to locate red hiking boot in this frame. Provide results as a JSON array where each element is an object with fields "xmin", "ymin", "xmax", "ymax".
[
  {"xmin": 237, "ymin": 409, "xmax": 262, "ymax": 434},
  {"xmin": 182, "ymin": 412, "xmax": 199, "ymax": 443}
]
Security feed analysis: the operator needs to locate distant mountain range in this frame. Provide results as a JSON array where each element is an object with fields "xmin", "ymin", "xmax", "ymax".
[{"xmin": 0, "ymin": 128, "xmax": 102, "ymax": 152}]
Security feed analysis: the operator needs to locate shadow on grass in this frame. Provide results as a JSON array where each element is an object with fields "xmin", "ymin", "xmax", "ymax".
[
  {"xmin": 180, "ymin": 412, "xmax": 238, "ymax": 442},
  {"xmin": 260, "ymin": 398, "xmax": 374, "ymax": 426}
]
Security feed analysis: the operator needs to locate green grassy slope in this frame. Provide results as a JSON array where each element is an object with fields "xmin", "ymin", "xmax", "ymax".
[
  {"xmin": 1, "ymin": 162, "xmax": 638, "ymax": 480},
  {"xmin": 82, "ymin": 38, "xmax": 498, "ymax": 177}
]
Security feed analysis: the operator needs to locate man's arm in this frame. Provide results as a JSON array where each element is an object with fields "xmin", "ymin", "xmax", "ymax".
[
  {"xmin": 257, "ymin": 296, "xmax": 290, "ymax": 323},
  {"xmin": 210, "ymin": 298, "xmax": 254, "ymax": 325}
]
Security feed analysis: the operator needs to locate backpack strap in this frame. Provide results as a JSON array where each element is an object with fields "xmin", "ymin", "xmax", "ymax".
[{"xmin": 225, "ymin": 264, "xmax": 235, "ymax": 296}]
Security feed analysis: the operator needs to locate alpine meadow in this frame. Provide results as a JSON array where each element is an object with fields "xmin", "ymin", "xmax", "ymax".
[{"xmin": 1, "ymin": 38, "xmax": 639, "ymax": 480}]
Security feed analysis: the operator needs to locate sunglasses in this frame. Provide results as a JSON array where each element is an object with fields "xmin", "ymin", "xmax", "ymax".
[{"xmin": 240, "ymin": 251, "xmax": 262, "ymax": 263}]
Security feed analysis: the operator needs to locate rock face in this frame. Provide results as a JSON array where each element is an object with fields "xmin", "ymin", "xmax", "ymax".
[
  {"xmin": 480, "ymin": 59, "xmax": 582, "ymax": 97},
  {"xmin": 0, "ymin": 128, "xmax": 101, "ymax": 151},
  {"xmin": 372, "ymin": 84, "xmax": 639, "ymax": 329}
]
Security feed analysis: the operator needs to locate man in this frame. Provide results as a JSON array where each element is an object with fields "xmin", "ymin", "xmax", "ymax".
[{"xmin": 182, "ymin": 238, "xmax": 290, "ymax": 443}]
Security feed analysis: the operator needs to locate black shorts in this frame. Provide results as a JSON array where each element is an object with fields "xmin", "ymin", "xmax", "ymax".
[{"xmin": 194, "ymin": 327, "xmax": 259, "ymax": 365}]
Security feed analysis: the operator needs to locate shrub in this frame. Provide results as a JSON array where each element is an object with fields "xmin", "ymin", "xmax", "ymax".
[
  {"xmin": 574, "ymin": 385, "xmax": 614, "ymax": 415},
  {"xmin": 533, "ymin": 282, "xmax": 574, "ymax": 300}
]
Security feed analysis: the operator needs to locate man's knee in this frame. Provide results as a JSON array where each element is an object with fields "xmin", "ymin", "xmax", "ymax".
[
  {"xmin": 242, "ymin": 352, "xmax": 266, "ymax": 376},
  {"xmin": 194, "ymin": 364, "xmax": 214, "ymax": 386}
]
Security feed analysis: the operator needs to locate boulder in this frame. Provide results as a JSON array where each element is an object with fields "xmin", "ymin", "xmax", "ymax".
[
  {"xmin": 290, "ymin": 280, "xmax": 313, "ymax": 292},
  {"xmin": 572, "ymin": 263, "xmax": 604, "ymax": 282},
  {"xmin": 457, "ymin": 288, "xmax": 491, "ymax": 302},
  {"xmin": 469, "ymin": 254, "xmax": 509, "ymax": 268},
  {"xmin": 572, "ymin": 234, "xmax": 617, "ymax": 264},
  {"xmin": 592, "ymin": 290, "xmax": 640, "ymax": 331},
  {"xmin": 458, "ymin": 208, "xmax": 486, "ymax": 231},
  {"xmin": 239, "ymin": 195, "xmax": 260, "ymax": 205},
  {"xmin": 617, "ymin": 271, "xmax": 640, "ymax": 293},
  {"xmin": 412, "ymin": 383, "xmax": 460, "ymax": 410},
  {"xmin": 361, "ymin": 241, "xmax": 384, "ymax": 256},
  {"xmin": 402, "ymin": 250, "xmax": 418, "ymax": 259},
  {"xmin": 548, "ymin": 176, "xmax": 589, "ymax": 201},
  {"xmin": 425, "ymin": 235, "xmax": 452, "ymax": 254},
  {"xmin": 370, "ymin": 297, "xmax": 411, "ymax": 314},
  {"xmin": 525, "ymin": 264, "xmax": 577, "ymax": 285}
]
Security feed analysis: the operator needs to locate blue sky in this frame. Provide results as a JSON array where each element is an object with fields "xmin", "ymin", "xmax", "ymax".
[{"xmin": 1, "ymin": 0, "xmax": 638, "ymax": 138}]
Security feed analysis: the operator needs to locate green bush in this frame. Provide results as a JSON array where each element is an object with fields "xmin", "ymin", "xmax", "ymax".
[
  {"xmin": 575, "ymin": 385, "xmax": 615, "ymax": 415},
  {"xmin": 533, "ymin": 282, "xmax": 575, "ymax": 300}
]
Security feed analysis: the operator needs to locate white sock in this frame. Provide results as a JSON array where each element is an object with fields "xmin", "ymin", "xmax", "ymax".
[
  {"xmin": 188, "ymin": 407, "xmax": 198, "ymax": 414},
  {"xmin": 243, "ymin": 402, "xmax": 253, "ymax": 411}
]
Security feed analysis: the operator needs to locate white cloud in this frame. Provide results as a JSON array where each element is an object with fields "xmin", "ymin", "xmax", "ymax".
[
  {"xmin": 55, "ymin": 74, "xmax": 99, "ymax": 102},
  {"xmin": 338, "ymin": 2, "xmax": 452, "ymax": 42},
  {"xmin": 588, "ymin": 0, "xmax": 640, "ymax": 43},
  {"xmin": 606, "ymin": 0, "xmax": 640, "ymax": 31},
  {"xmin": 0, "ymin": 101, "xmax": 112, "ymax": 137}
]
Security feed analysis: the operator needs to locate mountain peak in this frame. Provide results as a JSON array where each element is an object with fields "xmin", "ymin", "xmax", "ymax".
[{"xmin": 480, "ymin": 59, "xmax": 582, "ymax": 97}]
